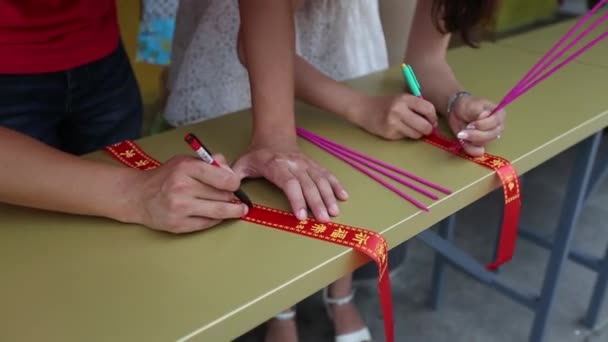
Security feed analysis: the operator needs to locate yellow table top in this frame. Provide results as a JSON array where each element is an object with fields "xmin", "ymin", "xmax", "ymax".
[
  {"xmin": 497, "ymin": 10, "xmax": 608, "ymax": 68},
  {"xmin": 1, "ymin": 44, "xmax": 608, "ymax": 342}
]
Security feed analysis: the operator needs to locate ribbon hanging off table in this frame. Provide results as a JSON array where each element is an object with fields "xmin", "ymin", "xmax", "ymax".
[{"xmin": 423, "ymin": 134, "xmax": 521, "ymax": 270}]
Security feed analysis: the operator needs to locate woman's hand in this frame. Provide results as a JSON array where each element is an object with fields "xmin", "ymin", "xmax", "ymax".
[
  {"xmin": 448, "ymin": 95, "xmax": 506, "ymax": 157},
  {"xmin": 233, "ymin": 141, "xmax": 347, "ymax": 222},
  {"xmin": 351, "ymin": 94, "xmax": 437, "ymax": 140}
]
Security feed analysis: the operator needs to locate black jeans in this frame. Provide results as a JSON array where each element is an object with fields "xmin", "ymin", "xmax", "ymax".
[{"xmin": 0, "ymin": 42, "xmax": 142, "ymax": 155}]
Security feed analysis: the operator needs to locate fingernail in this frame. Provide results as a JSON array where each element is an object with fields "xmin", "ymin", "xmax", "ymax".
[
  {"xmin": 329, "ymin": 203, "xmax": 339, "ymax": 215},
  {"xmin": 242, "ymin": 204, "xmax": 249, "ymax": 216},
  {"xmin": 457, "ymin": 131, "xmax": 468, "ymax": 140},
  {"xmin": 340, "ymin": 190, "xmax": 349, "ymax": 199},
  {"xmin": 319, "ymin": 211, "xmax": 330, "ymax": 222},
  {"xmin": 298, "ymin": 209, "xmax": 308, "ymax": 220},
  {"xmin": 466, "ymin": 123, "xmax": 476, "ymax": 130}
]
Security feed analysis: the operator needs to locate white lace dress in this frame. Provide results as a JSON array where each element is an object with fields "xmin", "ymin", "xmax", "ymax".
[{"xmin": 165, "ymin": 0, "xmax": 389, "ymax": 127}]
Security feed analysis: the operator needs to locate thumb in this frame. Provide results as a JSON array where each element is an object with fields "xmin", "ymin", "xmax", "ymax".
[
  {"xmin": 461, "ymin": 141, "xmax": 485, "ymax": 157},
  {"xmin": 448, "ymin": 114, "xmax": 465, "ymax": 138},
  {"xmin": 232, "ymin": 154, "xmax": 256, "ymax": 180},
  {"xmin": 212, "ymin": 153, "xmax": 233, "ymax": 171}
]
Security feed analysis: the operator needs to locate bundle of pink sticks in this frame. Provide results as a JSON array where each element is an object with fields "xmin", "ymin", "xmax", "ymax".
[{"xmin": 296, "ymin": 128, "xmax": 451, "ymax": 212}]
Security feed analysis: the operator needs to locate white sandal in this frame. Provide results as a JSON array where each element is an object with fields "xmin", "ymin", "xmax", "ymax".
[
  {"xmin": 323, "ymin": 288, "xmax": 372, "ymax": 342},
  {"xmin": 274, "ymin": 309, "xmax": 296, "ymax": 321}
]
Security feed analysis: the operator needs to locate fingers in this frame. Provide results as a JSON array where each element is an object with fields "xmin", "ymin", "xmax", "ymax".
[
  {"xmin": 189, "ymin": 200, "xmax": 249, "ymax": 220},
  {"xmin": 166, "ymin": 218, "xmax": 223, "ymax": 234},
  {"xmin": 293, "ymin": 169, "xmax": 329, "ymax": 222},
  {"xmin": 182, "ymin": 157, "xmax": 241, "ymax": 192},
  {"xmin": 282, "ymin": 177, "xmax": 308, "ymax": 221},
  {"xmin": 223, "ymin": 148, "xmax": 346, "ymax": 222},
  {"xmin": 460, "ymin": 141, "xmax": 485, "ymax": 157},
  {"xmin": 451, "ymin": 97, "xmax": 507, "ymax": 151},
  {"xmin": 392, "ymin": 95, "xmax": 436, "ymax": 137},
  {"xmin": 457, "ymin": 124, "xmax": 503, "ymax": 146},
  {"xmin": 160, "ymin": 199, "xmax": 248, "ymax": 234},
  {"xmin": 470, "ymin": 110, "xmax": 504, "ymax": 132},
  {"xmin": 273, "ymin": 162, "xmax": 343, "ymax": 222},
  {"xmin": 395, "ymin": 123, "xmax": 425, "ymax": 139},
  {"xmin": 406, "ymin": 95, "xmax": 437, "ymax": 124},
  {"xmin": 212, "ymin": 153, "xmax": 235, "ymax": 172},
  {"xmin": 191, "ymin": 182, "xmax": 236, "ymax": 202},
  {"xmin": 308, "ymin": 169, "xmax": 340, "ymax": 217},
  {"xmin": 328, "ymin": 174, "xmax": 348, "ymax": 201},
  {"xmin": 399, "ymin": 113, "xmax": 434, "ymax": 137},
  {"xmin": 232, "ymin": 153, "xmax": 255, "ymax": 180},
  {"xmin": 457, "ymin": 97, "xmax": 489, "ymax": 122}
]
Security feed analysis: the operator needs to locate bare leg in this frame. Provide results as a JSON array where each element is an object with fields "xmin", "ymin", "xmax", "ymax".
[
  {"xmin": 327, "ymin": 274, "xmax": 369, "ymax": 340},
  {"xmin": 265, "ymin": 307, "xmax": 298, "ymax": 342}
]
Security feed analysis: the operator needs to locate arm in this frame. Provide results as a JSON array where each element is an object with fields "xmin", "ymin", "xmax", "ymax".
[
  {"xmin": 0, "ymin": 127, "xmax": 247, "ymax": 233},
  {"xmin": 234, "ymin": 0, "xmax": 348, "ymax": 222},
  {"xmin": 405, "ymin": 0, "xmax": 460, "ymax": 116},
  {"xmin": 406, "ymin": 0, "xmax": 505, "ymax": 156},
  {"xmin": 0, "ymin": 127, "xmax": 139, "ymax": 221},
  {"xmin": 237, "ymin": 0, "xmax": 297, "ymax": 147},
  {"xmin": 294, "ymin": 55, "xmax": 437, "ymax": 140}
]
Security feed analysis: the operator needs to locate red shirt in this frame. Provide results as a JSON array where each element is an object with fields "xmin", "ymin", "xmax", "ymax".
[{"xmin": 0, "ymin": 0, "xmax": 120, "ymax": 74}]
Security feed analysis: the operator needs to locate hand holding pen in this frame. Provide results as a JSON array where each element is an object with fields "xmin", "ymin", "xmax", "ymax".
[
  {"xmin": 401, "ymin": 63, "xmax": 439, "ymax": 136},
  {"xmin": 185, "ymin": 133, "xmax": 253, "ymax": 208}
]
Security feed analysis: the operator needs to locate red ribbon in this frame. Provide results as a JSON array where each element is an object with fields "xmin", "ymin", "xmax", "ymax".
[
  {"xmin": 423, "ymin": 134, "xmax": 521, "ymax": 270},
  {"xmin": 104, "ymin": 140, "xmax": 395, "ymax": 342}
]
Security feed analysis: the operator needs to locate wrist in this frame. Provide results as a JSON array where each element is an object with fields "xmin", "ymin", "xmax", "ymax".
[
  {"xmin": 345, "ymin": 93, "xmax": 374, "ymax": 127},
  {"xmin": 251, "ymin": 128, "xmax": 298, "ymax": 149},
  {"xmin": 109, "ymin": 168, "xmax": 147, "ymax": 225},
  {"xmin": 446, "ymin": 91, "xmax": 472, "ymax": 118}
]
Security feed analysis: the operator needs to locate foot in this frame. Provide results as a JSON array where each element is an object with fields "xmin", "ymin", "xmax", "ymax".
[
  {"xmin": 329, "ymin": 301, "xmax": 369, "ymax": 340},
  {"xmin": 264, "ymin": 317, "xmax": 298, "ymax": 342}
]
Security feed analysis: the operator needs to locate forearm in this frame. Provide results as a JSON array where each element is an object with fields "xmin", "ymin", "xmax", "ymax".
[
  {"xmin": 405, "ymin": 0, "xmax": 464, "ymax": 117},
  {"xmin": 0, "ymin": 127, "xmax": 141, "ymax": 223},
  {"xmin": 294, "ymin": 55, "xmax": 369, "ymax": 125},
  {"xmin": 404, "ymin": 56, "xmax": 462, "ymax": 117},
  {"xmin": 238, "ymin": 0, "xmax": 297, "ymax": 145}
]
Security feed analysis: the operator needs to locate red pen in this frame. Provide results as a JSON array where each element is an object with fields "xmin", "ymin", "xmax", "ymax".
[{"xmin": 184, "ymin": 133, "xmax": 253, "ymax": 208}]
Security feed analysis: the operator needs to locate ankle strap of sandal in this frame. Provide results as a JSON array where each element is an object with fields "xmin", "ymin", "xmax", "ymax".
[
  {"xmin": 274, "ymin": 310, "xmax": 296, "ymax": 321},
  {"xmin": 323, "ymin": 288, "xmax": 355, "ymax": 306}
]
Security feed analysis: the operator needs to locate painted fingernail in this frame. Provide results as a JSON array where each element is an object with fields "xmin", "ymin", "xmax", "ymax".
[
  {"xmin": 466, "ymin": 123, "xmax": 476, "ymax": 130},
  {"xmin": 298, "ymin": 209, "xmax": 308, "ymax": 220},
  {"xmin": 242, "ymin": 204, "xmax": 249, "ymax": 216},
  {"xmin": 457, "ymin": 131, "xmax": 468, "ymax": 140}
]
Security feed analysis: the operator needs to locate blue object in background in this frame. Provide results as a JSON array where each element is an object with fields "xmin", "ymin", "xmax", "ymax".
[{"xmin": 136, "ymin": 0, "xmax": 179, "ymax": 65}]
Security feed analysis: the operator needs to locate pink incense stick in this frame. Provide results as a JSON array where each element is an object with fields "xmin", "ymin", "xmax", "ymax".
[
  {"xmin": 298, "ymin": 133, "xmax": 430, "ymax": 211},
  {"xmin": 297, "ymin": 128, "xmax": 452, "ymax": 195},
  {"xmin": 308, "ymin": 135, "xmax": 440, "ymax": 200},
  {"xmin": 515, "ymin": 8, "xmax": 608, "ymax": 94},
  {"xmin": 503, "ymin": 30, "xmax": 608, "ymax": 109},
  {"xmin": 492, "ymin": 1, "xmax": 608, "ymax": 114},
  {"xmin": 509, "ymin": 0, "xmax": 607, "ymax": 97}
]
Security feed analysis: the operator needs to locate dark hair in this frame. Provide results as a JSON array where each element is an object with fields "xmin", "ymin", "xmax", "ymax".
[{"xmin": 432, "ymin": 0, "xmax": 499, "ymax": 47}]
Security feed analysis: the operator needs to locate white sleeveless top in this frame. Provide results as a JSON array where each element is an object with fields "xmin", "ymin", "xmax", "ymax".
[{"xmin": 165, "ymin": 0, "xmax": 389, "ymax": 127}]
